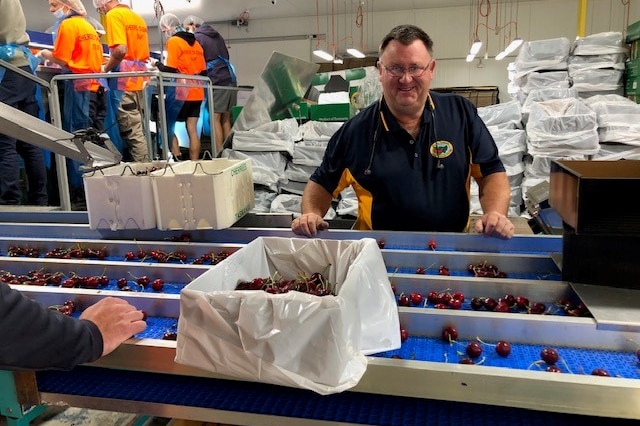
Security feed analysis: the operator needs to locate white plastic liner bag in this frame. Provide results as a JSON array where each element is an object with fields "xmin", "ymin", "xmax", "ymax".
[
  {"xmin": 571, "ymin": 31, "xmax": 628, "ymax": 56},
  {"xmin": 525, "ymin": 98, "xmax": 600, "ymax": 156},
  {"xmin": 478, "ymin": 100, "xmax": 523, "ymax": 129},
  {"xmin": 175, "ymin": 237, "xmax": 400, "ymax": 395},
  {"xmin": 514, "ymin": 37, "xmax": 571, "ymax": 77},
  {"xmin": 583, "ymin": 94, "xmax": 640, "ymax": 144},
  {"xmin": 221, "ymin": 149, "xmax": 288, "ymax": 192}
]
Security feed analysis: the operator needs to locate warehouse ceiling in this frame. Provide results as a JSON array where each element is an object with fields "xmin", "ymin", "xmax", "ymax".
[{"xmin": 23, "ymin": 0, "xmax": 477, "ymax": 32}]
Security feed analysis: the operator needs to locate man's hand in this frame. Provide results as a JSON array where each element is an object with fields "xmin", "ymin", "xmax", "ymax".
[
  {"xmin": 291, "ymin": 213, "xmax": 329, "ymax": 237},
  {"xmin": 473, "ymin": 211, "xmax": 515, "ymax": 240},
  {"xmin": 79, "ymin": 297, "xmax": 147, "ymax": 357}
]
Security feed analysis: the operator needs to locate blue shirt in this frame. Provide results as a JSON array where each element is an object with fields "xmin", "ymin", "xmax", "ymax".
[{"xmin": 310, "ymin": 91, "xmax": 505, "ymax": 232}]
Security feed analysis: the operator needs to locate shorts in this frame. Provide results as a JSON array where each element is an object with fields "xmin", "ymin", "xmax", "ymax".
[
  {"xmin": 211, "ymin": 87, "xmax": 237, "ymax": 113},
  {"xmin": 176, "ymin": 100, "xmax": 203, "ymax": 121}
]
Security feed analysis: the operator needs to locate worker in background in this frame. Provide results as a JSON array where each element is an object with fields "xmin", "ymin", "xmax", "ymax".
[
  {"xmin": 155, "ymin": 13, "xmax": 206, "ymax": 161},
  {"xmin": 292, "ymin": 24, "xmax": 515, "ymax": 240},
  {"xmin": 0, "ymin": 0, "xmax": 49, "ymax": 206},
  {"xmin": 38, "ymin": 0, "xmax": 107, "ymax": 207},
  {"xmin": 95, "ymin": 0, "xmax": 151, "ymax": 162},
  {"xmin": 0, "ymin": 283, "xmax": 146, "ymax": 370},
  {"xmin": 183, "ymin": 15, "xmax": 238, "ymax": 155}
]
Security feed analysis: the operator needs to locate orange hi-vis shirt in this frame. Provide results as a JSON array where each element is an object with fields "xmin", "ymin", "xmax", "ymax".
[
  {"xmin": 104, "ymin": 4, "xmax": 150, "ymax": 91},
  {"xmin": 165, "ymin": 35, "xmax": 206, "ymax": 101},
  {"xmin": 53, "ymin": 15, "xmax": 103, "ymax": 92}
]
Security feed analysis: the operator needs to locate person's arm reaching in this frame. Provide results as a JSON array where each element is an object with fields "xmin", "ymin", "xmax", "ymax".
[
  {"xmin": 291, "ymin": 180, "xmax": 333, "ymax": 237},
  {"xmin": 102, "ymin": 44, "xmax": 126, "ymax": 72},
  {"xmin": 0, "ymin": 284, "xmax": 146, "ymax": 370},
  {"xmin": 473, "ymin": 171, "xmax": 515, "ymax": 239}
]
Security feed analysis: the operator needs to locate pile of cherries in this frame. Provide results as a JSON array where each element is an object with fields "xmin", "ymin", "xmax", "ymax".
[
  {"xmin": 235, "ymin": 270, "xmax": 336, "ymax": 296},
  {"xmin": 124, "ymin": 249, "xmax": 188, "ymax": 263},
  {"xmin": 49, "ymin": 300, "xmax": 77, "ymax": 316},
  {"xmin": 1, "ymin": 269, "xmax": 64, "ymax": 286},
  {"xmin": 191, "ymin": 250, "xmax": 232, "ymax": 265},
  {"xmin": 7, "ymin": 245, "xmax": 40, "ymax": 258},
  {"xmin": 468, "ymin": 261, "xmax": 507, "ymax": 278}
]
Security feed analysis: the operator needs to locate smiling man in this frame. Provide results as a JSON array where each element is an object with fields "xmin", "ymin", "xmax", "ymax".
[{"xmin": 291, "ymin": 24, "xmax": 514, "ymax": 239}]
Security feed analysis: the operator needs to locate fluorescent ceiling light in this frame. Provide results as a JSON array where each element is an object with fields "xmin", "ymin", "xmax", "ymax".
[
  {"xmin": 504, "ymin": 37, "xmax": 524, "ymax": 54},
  {"xmin": 495, "ymin": 50, "xmax": 508, "ymax": 61},
  {"xmin": 313, "ymin": 49, "xmax": 334, "ymax": 61},
  {"xmin": 466, "ymin": 53, "xmax": 476, "ymax": 62},
  {"xmin": 346, "ymin": 48, "xmax": 366, "ymax": 58},
  {"xmin": 469, "ymin": 39, "xmax": 482, "ymax": 55}
]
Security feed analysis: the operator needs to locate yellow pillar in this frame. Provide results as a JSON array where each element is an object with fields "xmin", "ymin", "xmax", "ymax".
[{"xmin": 577, "ymin": 0, "xmax": 587, "ymax": 38}]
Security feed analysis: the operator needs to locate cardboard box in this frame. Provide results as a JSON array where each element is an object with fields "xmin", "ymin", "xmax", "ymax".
[
  {"xmin": 309, "ymin": 103, "xmax": 350, "ymax": 121},
  {"xmin": 150, "ymin": 158, "xmax": 254, "ymax": 230},
  {"xmin": 83, "ymin": 161, "xmax": 166, "ymax": 230},
  {"xmin": 175, "ymin": 237, "xmax": 400, "ymax": 394}
]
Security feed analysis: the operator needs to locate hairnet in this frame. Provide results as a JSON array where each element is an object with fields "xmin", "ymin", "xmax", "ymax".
[
  {"xmin": 183, "ymin": 15, "xmax": 204, "ymax": 27},
  {"xmin": 93, "ymin": 0, "xmax": 116, "ymax": 8},
  {"xmin": 57, "ymin": 0, "xmax": 87, "ymax": 15},
  {"xmin": 159, "ymin": 13, "xmax": 181, "ymax": 32}
]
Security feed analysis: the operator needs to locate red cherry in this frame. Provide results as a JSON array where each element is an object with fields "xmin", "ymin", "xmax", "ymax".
[
  {"xmin": 546, "ymin": 365, "xmax": 561, "ymax": 373},
  {"xmin": 377, "ymin": 240, "xmax": 386, "ymax": 249},
  {"xmin": 427, "ymin": 291, "xmax": 439, "ymax": 304},
  {"xmin": 459, "ymin": 357, "xmax": 475, "ymax": 364},
  {"xmin": 515, "ymin": 296, "xmax": 530, "ymax": 309},
  {"xmin": 451, "ymin": 291, "xmax": 465, "ymax": 301},
  {"xmin": 124, "ymin": 251, "xmax": 135, "ymax": 260},
  {"xmin": 434, "ymin": 303, "xmax": 448, "ymax": 309},
  {"xmin": 400, "ymin": 327, "xmax": 409, "ymax": 342},
  {"xmin": 448, "ymin": 298, "xmax": 462, "ymax": 310},
  {"xmin": 390, "ymin": 283, "xmax": 397, "ymax": 295},
  {"xmin": 466, "ymin": 342, "xmax": 482, "ymax": 358},
  {"xmin": 151, "ymin": 278, "xmax": 164, "ymax": 291},
  {"xmin": 529, "ymin": 302, "xmax": 546, "ymax": 314},
  {"xmin": 438, "ymin": 265, "xmax": 450, "ymax": 276},
  {"xmin": 137, "ymin": 276, "xmax": 150, "ymax": 287},
  {"xmin": 442, "ymin": 326, "xmax": 458, "ymax": 342},
  {"xmin": 483, "ymin": 297, "xmax": 498, "ymax": 311},
  {"xmin": 501, "ymin": 294, "xmax": 516, "ymax": 307},
  {"xmin": 591, "ymin": 368, "xmax": 610, "ymax": 377},
  {"xmin": 117, "ymin": 277, "xmax": 127, "ymax": 289},
  {"xmin": 415, "ymin": 267, "xmax": 426, "ymax": 275},
  {"xmin": 409, "ymin": 292, "xmax": 423, "ymax": 306},
  {"xmin": 494, "ymin": 301, "xmax": 510, "ymax": 313},
  {"xmin": 428, "ymin": 239, "xmax": 437, "ymax": 250},
  {"xmin": 495, "ymin": 341, "xmax": 511, "ymax": 357},
  {"xmin": 140, "ymin": 310, "xmax": 148, "ymax": 321},
  {"xmin": 470, "ymin": 297, "xmax": 484, "ymax": 310},
  {"xmin": 398, "ymin": 293, "xmax": 410, "ymax": 307},
  {"xmin": 541, "ymin": 347, "xmax": 559, "ymax": 365}
]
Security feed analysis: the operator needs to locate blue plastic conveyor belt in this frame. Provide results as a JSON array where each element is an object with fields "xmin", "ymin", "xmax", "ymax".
[{"xmin": 36, "ymin": 366, "xmax": 637, "ymax": 426}]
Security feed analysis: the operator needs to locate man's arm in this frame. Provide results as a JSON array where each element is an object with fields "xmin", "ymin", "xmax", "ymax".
[
  {"xmin": 291, "ymin": 180, "xmax": 333, "ymax": 237},
  {"xmin": 102, "ymin": 44, "xmax": 127, "ymax": 72},
  {"xmin": 473, "ymin": 171, "xmax": 515, "ymax": 239},
  {"xmin": 0, "ymin": 284, "xmax": 145, "ymax": 370}
]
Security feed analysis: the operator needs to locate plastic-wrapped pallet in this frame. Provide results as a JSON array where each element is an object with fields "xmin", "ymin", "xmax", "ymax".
[
  {"xmin": 582, "ymin": 94, "xmax": 640, "ymax": 144},
  {"xmin": 525, "ymin": 98, "xmax": 600, "ymax": 156},
  {"xmin": 231, "ymin": 118, "xmax": 299, "ymax": 156},
  {"xmin": 336, "ymin": 186, "xmax": 358, "ymax": 218},
  {"xmin": 568, "ymin": 53, "xmax": 626, "ymax": 73},
  {"xmin": 521, "ymin": 87, "xmax": 578, "ymax": 123},
  {"xmin": 570, "ymin": 69, "xmax": 624, "ymax": 94},
  {"xmin": 514, "ymin": 37, "xmax": 571, "ymax": 78},
  {"xmin": 221, "ymin": 149, "xmax": 288, "ymax": 192},
  {"xmin": 270, "ymin": 193, "xmax": 336, "ymax": 220},
  {"xmin": 490, "ymin": 128, "xmax": 527, "ymax": 177},
  {"xmin": 478, "ymin": 100, "xmax": 523, "ymax": 129},
  {"xmin": 521, "ymin": 71, "xmax": 570, "ymax": 94},
  {"xmin": 284, "ymin": 162, "xmax": 318, "ymax": 183},
  {"xmin": 571, "ymin": 31, "xmax": 628, "ymax": 56},
  {"xmin": 592, "ymin": 143, "xmax": 640, "ymax": 160}
]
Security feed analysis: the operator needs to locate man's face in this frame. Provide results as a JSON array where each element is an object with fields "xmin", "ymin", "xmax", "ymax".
[{"xmin": 377, "ymin": 39, "xmax": 436, "ymax": 117}]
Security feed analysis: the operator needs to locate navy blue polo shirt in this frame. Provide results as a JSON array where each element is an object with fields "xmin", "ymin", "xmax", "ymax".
[{"xmin": 310, "ymin": 91, "xmax": 505, "ymax": 232}]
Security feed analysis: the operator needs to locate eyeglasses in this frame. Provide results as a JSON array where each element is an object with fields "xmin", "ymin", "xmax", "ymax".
[{"xmin": 379, "ymin": 60, "xmax": 432, "ymax": 78}]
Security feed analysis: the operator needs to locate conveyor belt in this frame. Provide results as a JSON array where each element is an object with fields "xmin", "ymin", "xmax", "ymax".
[{"xmin": 36, "ymin": 366, "xmax": 636, "ymax": 426}]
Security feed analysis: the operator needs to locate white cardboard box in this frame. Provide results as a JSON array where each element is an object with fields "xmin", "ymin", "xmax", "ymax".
[
  {"xmin": 83, "ymin": 162, "xmax": 166, "ymax": 230},
  {"xmin": 175, "ymin": 237, "xmax": 400, "ymax": 395},
  {"xmin": 150, "ymin": 158, "xmax": 254, "ymax": 230}
]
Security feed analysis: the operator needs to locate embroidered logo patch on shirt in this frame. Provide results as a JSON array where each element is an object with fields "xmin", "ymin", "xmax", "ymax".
[{"xmin": 430, "ymin": 140, "xmax": 453, "ymax": 159}]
